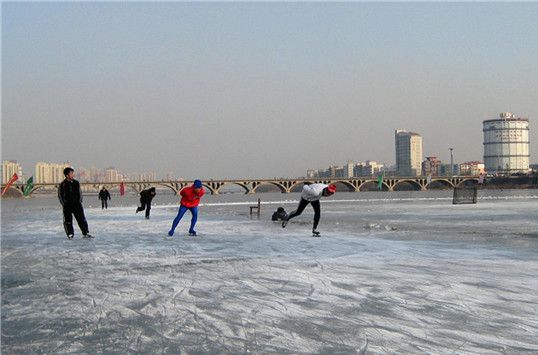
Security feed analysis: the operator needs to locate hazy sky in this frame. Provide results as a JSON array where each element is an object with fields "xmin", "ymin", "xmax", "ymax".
[{"xmin": 2, "ymin": 2, "xmax": 537, "ymax": 179}]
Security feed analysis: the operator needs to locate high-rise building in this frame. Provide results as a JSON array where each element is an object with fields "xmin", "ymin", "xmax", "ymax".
[
  {"xmin": 483, "ymin": 112, "xmax": 529, "ymax": 174},
  {"xmin": 76, "ymin": 167, "xmax": 90, "ymax": 182},
  {"xmin": 366, "ymin": 161, "xmax": 385, "ymax": 175},
  {"xmin": 105, "ymin": 167, "xmax": 120, "ymax": 182},
  {"xmin": 306, "ymin": 170, "xmax": 317, "ymax": 179},
  {"xmin": 422, "ymin": 157, "xmax": 441, "ymax": 176},
  {"xmin": 354, "ymin": 163, "xmax": 373, "ymax": 177},
  {"xmin": 334, "ymin": 167, "xmax": 345, "ymax": 178},
  {"xmin": 459, "ymin": 161, "xmax": 485, "ymax": 176},
  {"xmin": 307, "ymin": 160, "xmax": 386, "ymax": 178},
  {"xmin": 129, "ymin": 171, "xmax": 157, "ymax": 181},
  {"xmin": 395, "ymin": 130, "xmax": 423, "ymax": 176},
  {"xmin": 2, "ymin": 160, "xmax": 23, "ymax": 183},
  {"xmin": 35, "ymin": 162, "xmax": 69, "ymax": 184},
  {"xmin": 165, "ymin": 172, "xmax": 175, "ymax": 181},
  {"xmin": 440, "ymin": 164, "xmax": 460, "ymax": 176},
  {"xmin": 88, "ymin": 167, "xmax": 102, "ymax": 182},
  {"xmin": 345, "ymin": 161, "xmax": 354, "ymax": 178},
  {"xmin": 328, "ymin": 165, "xmax": 338, "ymax": 178},
  {"xmin": 353, "ymin": 161, "xmax": 384, "ymax": 177}
]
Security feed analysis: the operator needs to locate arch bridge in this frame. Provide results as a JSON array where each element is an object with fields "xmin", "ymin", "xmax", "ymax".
[{"xmin": 2, "ymin": 176, "xmax": 479, "ymax": 197}]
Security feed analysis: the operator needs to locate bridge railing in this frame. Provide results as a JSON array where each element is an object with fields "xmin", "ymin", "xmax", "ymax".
[{"xmin": 1, "ymin": 176, "xmax": 481, "ymax": 197}]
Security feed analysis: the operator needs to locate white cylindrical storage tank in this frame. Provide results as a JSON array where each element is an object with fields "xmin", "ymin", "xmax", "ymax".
[{"xmin": 483, "ymin": 112, "xmax": 529, "ymax": 174}]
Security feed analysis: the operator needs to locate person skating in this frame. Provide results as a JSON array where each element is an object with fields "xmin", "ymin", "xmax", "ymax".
[
  {"xmin": 98, "ymin": 187, "xmax": 111, "ymax": 209},
  {"xmin": 136, "ymin": 187, "xmax": 156, "ymax": 219},
  {"xmin": 58, "ymin": 167, "xmax": 93, "ymax": 239},
  {"xmin": 282, "ymin": 183, "xmax": 336, "ymax": 236},
  {"xmin": 168, "ymin": 180, "xmax": 205, "ymax": 236}
]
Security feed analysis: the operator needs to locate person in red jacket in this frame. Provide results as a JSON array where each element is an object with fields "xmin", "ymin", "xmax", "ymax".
[{"xmin": 168, "ymin": 179, "xmax": 205, "ymax": 236}]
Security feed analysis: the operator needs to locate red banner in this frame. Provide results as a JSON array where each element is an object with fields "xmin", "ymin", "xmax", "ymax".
[
  {"xmin": 119, "ymin": 181, "xmax": 125, "ymax": 196},
  {"xmin": 1, "ymin": 173, "xmax": 19, "ymax": 196}
]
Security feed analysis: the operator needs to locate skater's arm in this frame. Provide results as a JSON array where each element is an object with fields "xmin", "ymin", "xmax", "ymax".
[
  {"xmin": 58, "ymin": 182, "xmax": 65, "ymax": 206},
  {"xmin": 77, "ymin": 181, "xmax": 83, "ymax": 204},
  {"xmin": 57, "ymin": 186, "xmax": 64, "ymax": 206}
]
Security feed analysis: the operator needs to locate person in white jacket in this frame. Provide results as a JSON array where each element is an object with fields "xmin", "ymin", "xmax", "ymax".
[{"xmin": 282, "ymin": 183, "xmax": 336, "ymax": 236}]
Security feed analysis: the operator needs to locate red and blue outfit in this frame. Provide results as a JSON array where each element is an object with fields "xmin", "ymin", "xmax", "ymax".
[{"xmin": 169, "ymin": 181, "xmax": 205, "ymax": 236}]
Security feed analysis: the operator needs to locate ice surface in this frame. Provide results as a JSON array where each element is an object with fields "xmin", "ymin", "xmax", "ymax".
[{"xmin": 2, "ymin": 191, "xmax": 538, "ymax": 354}]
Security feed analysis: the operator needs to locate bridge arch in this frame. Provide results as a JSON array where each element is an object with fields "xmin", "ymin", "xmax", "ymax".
[
  {"xmin": 201, "ymin": 183, "xmax": 216, "ymax": 195},
  {"xmin": 426, "ymin": 179, "xmax": 455, "ymax": 189},
  {"xmin": 392, "ymin": 179, "xmax": 423, "ymax": 191},
  {"xmin": 252, "ymin": 181, "xmax": 287, "ymax": 193},
  {"xmin": 358, "ymin": 180, "xmax": 389, "ymax": 192},
  {"xmin": 1, "ymin": 186, "xmax": 24, "ymax": 197},
  {"xmin": 455, "ymin": 178, "xmax": 479, "ymax": 187},
  {"xmin": 151, "ymin": 183, "xmax": 180, "ymax": 195},
  {"xmin": 28, "ymin": 185, "xmax": 58, "ymax": 195},
  {"xmin": 125, "ymin": 185, "xmax": 142, "ymax": 194},
  {"xmin": 126, "ymin": 183, "xmax": 150, "ymax": 194},
  {"xmin": 215, "ymin": 182, "xmax": 250, "ymax": 194},
  {"xmin": 288, "ymin": 182, "xmax": 306, "ymax": 193}
]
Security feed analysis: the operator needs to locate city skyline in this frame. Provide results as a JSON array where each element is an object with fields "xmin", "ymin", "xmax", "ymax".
[
  {"xmin": 1, "ymin": 160, "xmax": 161, "ymax": 184},
  {"xmin": 2, "ymin": 3, "xmax": 537, "ymax": 179},
  {"xmin": 3, "ymin": 113, "xmax": 533, "ymax": 181}
]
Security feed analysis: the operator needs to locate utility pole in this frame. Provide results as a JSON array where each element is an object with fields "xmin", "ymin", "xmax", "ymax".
[{"xmin": 449, "ymin": 148, "xmax": 454, "ymax": 176}]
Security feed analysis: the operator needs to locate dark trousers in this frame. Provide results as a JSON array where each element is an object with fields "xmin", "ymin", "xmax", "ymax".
[
  {"xmin": 101, "ymin": 199, "xmax": 108, "ymax": 209},
  {"xmin": 287, "ymin": 198, "xmax": 321, "ymax": 229},
  {"xmin": 137, "ymin": 198, "xmax": 151, "ymax": 217},
  {"xmin": 63, "ymin": 203, "xmax": 89, "ymax": 236}
]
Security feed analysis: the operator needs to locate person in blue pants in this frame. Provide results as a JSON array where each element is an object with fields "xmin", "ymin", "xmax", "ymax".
[{"xmin": 168, "ymin": 180, "xmax": 205, "ymax": 236}]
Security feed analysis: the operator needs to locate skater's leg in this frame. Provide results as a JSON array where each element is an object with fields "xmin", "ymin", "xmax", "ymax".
[
  {"xmin": 287, "ymin": 198, "xmax": 310, "ymax": 221},
  {"xmin": 101, "ymin": 199, "xmax": 105, "ymax": 209},
  {"xmin": 188, "ymin": 207, "xmax": 198, "ymax": 233},
  {"xmin": 104, "ymin": 200, "xmax": 108, "ymax": 209},
  {"xmin": 170, "ymin": 205, "xmax": 188, "ymax": 235},
  {"xmin": 311, "ymin": 200, "xmax": 321, "ymax": 230},
  {"xmin": 283, "ymin": 198, "xmax": 310, "ymax": 228},
  {"xmin": 63, "ymin": 206, "xmax": 74, "ymax": 236},
  {"xmin": 136, "ymin": 199, "xmax": 146, "ymax": 213},
  {"xmin": 73, "ymin": 204, "xmax": 89, "ymax": 235},
  {"xmin": 145, "ymin": 202, "xmax": 151, "ymax": 218}
]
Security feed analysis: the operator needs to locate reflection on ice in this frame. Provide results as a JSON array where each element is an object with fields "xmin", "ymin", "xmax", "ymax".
[{"xmin": 2, "ymin": 191, "xmax": 538, "ymax": 353}]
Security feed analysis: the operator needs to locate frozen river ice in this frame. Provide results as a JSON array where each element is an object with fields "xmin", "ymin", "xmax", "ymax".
[{"xmin": 2, "ymin": 190, "xmax": 538, "ymax": 354}]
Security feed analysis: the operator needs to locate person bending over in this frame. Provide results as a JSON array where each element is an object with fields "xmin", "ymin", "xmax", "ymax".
[{"xmin": 282, "ymin": 183, "xmax": 336, "ymax": 236}]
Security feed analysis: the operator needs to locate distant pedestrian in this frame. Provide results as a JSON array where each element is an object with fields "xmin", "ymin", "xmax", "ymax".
[
  {"xmin": 168, "ymin": 180, "xmax": 205, "ymax": 236},
  {"xmin": 282, "ymin": 183, "xmax": 336, "ymax": 236},
  {"xmin": 478, "ymin": 173, "xmax": 486, "ymax": 185},
  {"xmin": 136, "ymin": 187, "xmax": 156, "ymax": 219},
  {"xmin": 98, "ymin": 187, "xmax": 111, "ymax": 209},
  {"xmin": 58, "ymin": 167, "xmax": 93, "ymax": 239},
  {"xmin": 271, "ymin": 207, "xmax": 288, "ymax": 221}
]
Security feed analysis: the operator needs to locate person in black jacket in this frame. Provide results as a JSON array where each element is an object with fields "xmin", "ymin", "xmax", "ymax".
[
  {"xmin": 98, "ymin": 187, "xmax": 111, "ymax": 209},
  {"xmin": 136, "ymin": 187, "xmax": 156, "ymax": 219},
  {"xmin": 58, "ymin": 167, "xmax": 93, "ymax": 239}
]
